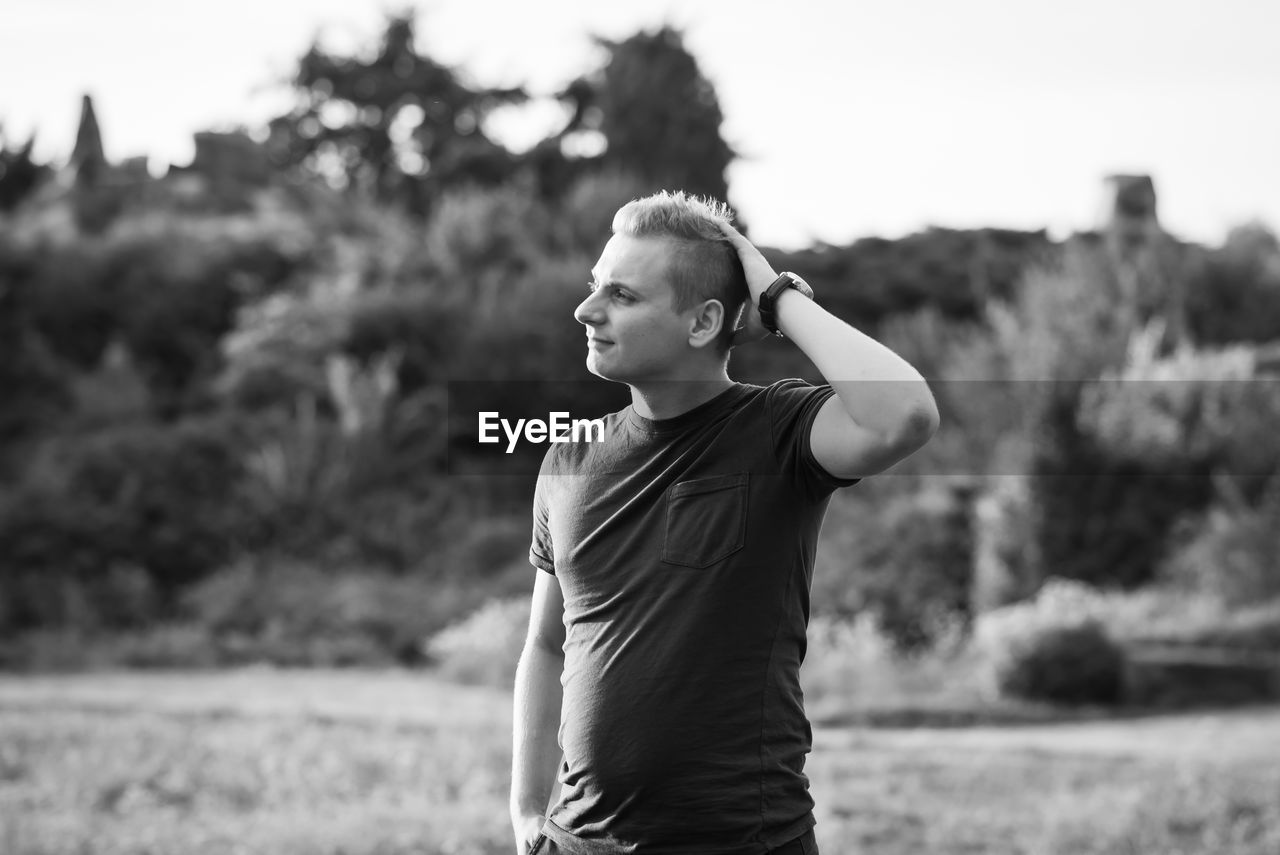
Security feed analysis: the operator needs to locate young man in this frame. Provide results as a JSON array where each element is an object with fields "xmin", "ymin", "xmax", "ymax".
[{"xmin": 511, "ymin": 192, "xmax": 938, "ymax": 855}]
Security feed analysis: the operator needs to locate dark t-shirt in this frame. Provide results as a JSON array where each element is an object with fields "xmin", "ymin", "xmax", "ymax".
[{"xmin": 529, "ymin": 380, "xmax": 859, "ymax": 854}]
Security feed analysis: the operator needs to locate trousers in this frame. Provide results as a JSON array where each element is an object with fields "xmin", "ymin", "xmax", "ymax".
[{"xmin": 528, "ymin": 827, "xmax": 819, "ymax": 855}]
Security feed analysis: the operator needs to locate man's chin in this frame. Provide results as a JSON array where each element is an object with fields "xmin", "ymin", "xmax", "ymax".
[
  {"xmin": 586, "ymin": 361, "xmax": 614, "ymax": 381},
  {"xmin": 585, "ymin": 357, "xmax": 627, "ymax": 384}
]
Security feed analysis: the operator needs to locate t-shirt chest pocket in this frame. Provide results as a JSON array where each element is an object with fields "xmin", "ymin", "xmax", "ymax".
[{"xmin": 660, "ymin": 473, "xmax": 749, "ymax": 568}]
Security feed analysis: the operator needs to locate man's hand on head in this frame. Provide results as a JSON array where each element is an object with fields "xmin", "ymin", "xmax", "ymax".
[
  {"xmin": 721, "ymin": 222, "xmax": 780, "ymax": 348},
  {"xmin": 730, "ymin": 305, "xmax": 772, "ymax": 348}
]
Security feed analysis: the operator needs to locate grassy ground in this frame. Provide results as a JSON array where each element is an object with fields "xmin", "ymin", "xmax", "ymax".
[{"xmin": 1, "ymin": 670, "xmax": 1278, "ymax": 855}]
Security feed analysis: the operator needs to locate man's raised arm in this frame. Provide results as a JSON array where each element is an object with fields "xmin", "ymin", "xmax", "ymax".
[{"xmin": 724, "ymin": 224, "xmax": 940, "ymax": 480}]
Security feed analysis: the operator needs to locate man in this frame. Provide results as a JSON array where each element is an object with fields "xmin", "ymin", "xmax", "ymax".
[{"xmin": 511, "ymin": 191, "xmax": 938, "ymax": 855}]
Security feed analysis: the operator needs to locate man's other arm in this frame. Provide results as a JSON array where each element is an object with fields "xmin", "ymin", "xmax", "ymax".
[{"xmin": 510, "ymin": 569, "xmax": 566, "ymax": 853}]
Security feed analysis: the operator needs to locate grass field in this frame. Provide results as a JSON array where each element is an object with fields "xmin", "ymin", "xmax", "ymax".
[{"xmin": 1, "ymin": 670, "xmax": 1278, "ymax": 855}]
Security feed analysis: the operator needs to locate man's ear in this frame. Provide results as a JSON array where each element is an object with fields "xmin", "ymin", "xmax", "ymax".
[{"xmin": 687, "ymin": 299, "xmax": 726, "ymax": 350}]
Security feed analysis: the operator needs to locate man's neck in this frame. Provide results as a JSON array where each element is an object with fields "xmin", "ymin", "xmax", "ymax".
[{"xmin": 628, "ymin": 372, "xmax": 735, "ymax": 421}]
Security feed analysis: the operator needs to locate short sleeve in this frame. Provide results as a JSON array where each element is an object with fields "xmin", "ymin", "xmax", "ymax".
[
  {"xmin": 766, "ymin": 379, "xmax": 862, "ymax": 498},
  {"xmin": 528, "ymin": 446, "xmax": 557, "ymax": 574}
]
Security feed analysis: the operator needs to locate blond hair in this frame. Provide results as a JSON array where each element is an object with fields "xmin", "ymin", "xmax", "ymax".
[{"xmin": 612, "ymin": 191, "xmax": 748, "ymax": 352}]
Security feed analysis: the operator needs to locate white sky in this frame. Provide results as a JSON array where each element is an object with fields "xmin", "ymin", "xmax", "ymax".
[{"xmin": 1, "ymin": 0, "xmax": 1277, "ymax": 249}]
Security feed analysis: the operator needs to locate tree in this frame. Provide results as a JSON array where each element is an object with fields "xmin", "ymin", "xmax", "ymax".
[
  {"xmin": 556, "ymin": 26, "xmax": 735, "ymax": 204},
  {"xmin": 0, "ymin": 128, "xmax": 49, "ymax": 211},
  {"xmin": 265, "ymin": 12, "xmax": 526, "ymax": 216}
]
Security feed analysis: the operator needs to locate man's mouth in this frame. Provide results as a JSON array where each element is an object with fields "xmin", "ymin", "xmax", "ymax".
[{"xmin": 588, "ymin": 337, "xmax": 613, "ymax": 346}]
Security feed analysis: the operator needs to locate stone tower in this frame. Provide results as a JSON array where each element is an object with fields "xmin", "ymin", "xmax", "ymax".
[
  {"xmin": 1100, "ymin": 173, "xmax": 1189, "ymax": 349},
  {"xmin": 1102, "ymin": 173, "xmax": 1160, "ymax": 257}
]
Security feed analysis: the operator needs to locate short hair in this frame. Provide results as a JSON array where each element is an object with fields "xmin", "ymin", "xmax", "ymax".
[{"xmin": 611, "ymin": 191, "xmax": 748, "ymax": 353}]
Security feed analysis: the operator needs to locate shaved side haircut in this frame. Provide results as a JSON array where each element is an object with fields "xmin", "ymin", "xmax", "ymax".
[{"xmin": 612, "ymin": 191, "xmax": 749, "ymax": 353}]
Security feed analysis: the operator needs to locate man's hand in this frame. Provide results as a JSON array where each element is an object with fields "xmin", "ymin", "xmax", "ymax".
[
  {"xmin": 513, "ymin": 812, "xmax": 544, "ymax": 854},
  {"xmin": 720, "ymin": 222, "xmax": 780, "ymax": 348}
]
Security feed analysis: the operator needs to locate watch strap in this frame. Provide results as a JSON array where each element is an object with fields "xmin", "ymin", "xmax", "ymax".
[{"xmin": 757, "ymin": 272, "xmax": 814, "ymax": 336}]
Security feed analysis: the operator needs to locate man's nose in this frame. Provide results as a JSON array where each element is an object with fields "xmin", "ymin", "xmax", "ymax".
[{"xmin": 574, "ymin": 290, "xmax": 605, "ymax": 326}]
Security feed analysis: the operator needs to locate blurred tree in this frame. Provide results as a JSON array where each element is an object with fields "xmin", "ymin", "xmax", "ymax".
[
  {"xmin": 555, "ymin": 26, "xmax": 735, "ymax": 204},
  {"xmin": 70, "ymin": 94, "xmax": 107, "ymax": 189},
  {"xmin": 0, "ymin": 240, "xmax": 72, "ymax": 467},
  {"xmin": 0, "ymin": 128, "xmax": 49, "ymax": 211},
  {"xmin": 1186, "ymin": 222, "xmax": 1280, "ymax": 346},
  {"xmin": 265, "ymin": 11, "xmax": 525, "ymax": 216}
]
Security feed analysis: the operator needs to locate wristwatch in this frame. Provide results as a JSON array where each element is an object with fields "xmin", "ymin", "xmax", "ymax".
[{"xmin": 757, "ymin": 272, "xmax": 814, "ymax": 336}]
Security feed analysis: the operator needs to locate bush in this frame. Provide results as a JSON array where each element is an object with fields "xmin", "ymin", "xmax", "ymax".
[
  {"xmin": 949, "ymin": 241, "xmax": 1219, "ymax": 591},
  {"xmin": 812, "ymin": 480, "xmax": 975, "ymax": 651},
  {"xmin": 975, "ymin": 579, "xmax": 1136, "ymax": 704},
  {"xmin": 0, "ymin": 415, "xmax": 252, "ymax": 621},
  {"xmin": 1186, "ymin": 222, "xmax": 1280, "ymax": 346},
  {"xmin": 423, "ymin": 597, "xmax": 530, "ymax": 686},
  {"xmin": 1131, "ymin": 599, "xmax": 1280, "ymax": 652},
  {"xmin": 1161, "ymin": 479, "xmax": 1280, "ymax": 606},
  {"xmin": 1077, "ymin": 331, "xmax": 1280, "ymax": 492},
  {"xmin": 180, "ymin": 556, "xmax": 502, "ymax": 666},
  {"xmin": 993, "ymin": 621, "xmax": 1125, "ymax": 705}
]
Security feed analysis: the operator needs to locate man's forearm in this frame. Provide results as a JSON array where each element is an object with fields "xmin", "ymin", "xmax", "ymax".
[
  {"xmin": 774, "ymin": 289, "xmax": 938, "ymax": 440},
  {"xmin": 510, "ymin": 644, "xmax": 564, "ymax": 830}
]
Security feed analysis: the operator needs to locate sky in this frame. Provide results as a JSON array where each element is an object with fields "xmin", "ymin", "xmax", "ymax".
[{"xmin": 1, "ymin": 0, "xmax": 1277, "ymax": 249}]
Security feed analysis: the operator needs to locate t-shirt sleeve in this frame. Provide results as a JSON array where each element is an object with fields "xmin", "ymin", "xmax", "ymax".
[
  {"xmin": 528, "ymin": 445, "xmax": 557, "ymax": 574},
  {"xmin": 766, "ymin": 379, "xmax": 863, "ymax": 498}
]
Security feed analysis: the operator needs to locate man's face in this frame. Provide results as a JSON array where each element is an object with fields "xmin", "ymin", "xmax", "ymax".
[{"xmin": 575, "ymin": 234, "xmax": 693, "ymax": 383}]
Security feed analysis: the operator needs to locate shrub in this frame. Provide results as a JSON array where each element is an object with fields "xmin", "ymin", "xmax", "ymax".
[
  {"xmin": 812, "ymin": 480, "xmax": 975, "ymax": 651},
  {"xmin": 1130, "ymin": 599, "xmax": 1280, "ymax": 652},
  {"xmin": 800, "ymin": 611, "xmax": 981, "ymax": 719},
  {"xmin": 948, "ymin": 241, "xmax": 1220, "ymax": 591},
  {"xmin": 1161, "ymin": 478, "xmax": 1280, "ymax": 606},
  {"xmin": 1185, "ymin": 222, "xmax": 1280, "ymax": 346},
  {"xmin": 423, "ymin": 597, "xmax": 530, "ymax": 686},
  {"xmin": 975, "ymin": 579, "xmax": 1135, "ymax": 704},
  {"xmin": 993, "ymin": 621, "xmax": 1125, "ymax": 705},
  {"xmin": 181, "ymin": 558, "xmax": 458, "ymax": 666},
  {"xmin": 976, "ymin": 578, "xmax": 1214, "ymax": 646},
  {"xmin": 1077, "ymin": 330, "xmax": 1280, "ymax": 492},
  {"xmin": 0, "ymin": 414, "xmax": 252, "ymax": 616}
]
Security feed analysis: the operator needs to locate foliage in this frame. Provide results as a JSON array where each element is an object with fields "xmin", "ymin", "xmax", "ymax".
[
  {"xmin": 769, "ymin": 227, "xmax": 1053, "ymax": 330},
  {"xmin": 0, "ymin": 127, "xmax": 49, "ymax": 211},
  {"xmin": 1077, "ymin": 326, "xmax": 1280, "ymax": 491},
  {"xmin": 812, "ymin": 481, "xmax": 975, "ymax": 651},
  {"xmin": 1129, "ymin": 598, "xmax": 1280, "ymax": 652},
  {"xmin": 424, "ymin": 596, "xmax": 529, "ymax": 685},
  {"xmin": 235, "ymin": 379, "xmax": 449, "ymax": 570},
  {"xmin": 423, "ymin": 180, "xmax": 551, "ymax": 291},
  {"xmin": 993, "ymin": 621, "xmax": 1125, "ymax": 705},
  {"xmin": 800, "ymin": 612, "xmax": 986, "ymax": 722},
  {"xmin": 558, "ymin": 26, "xmax": 734, "ymax": 203},
  {"xmin": 1185, "ymin": 222, "xmax": 1280, "ymax": 346},
  {"xmin": 0, "ymin": 415, "xmax": 252, "ymax": 631},
  {"xmin": 0, "ymin": 240, "xmax": 73, "ymax": 459},
  {"xmin": 265, "ymin": 11, "xmax": 525, "ymax": 215},
  {"xmin": 1161, "ymin": 476, "xmax": 1280, "ymax": 606},
  {"xmin": 975, "ymin": 577, "xmax": 1218, "ymax": 649},
  {"xmin": 550, "ymin": 169, "xmax": 654, "ymax": 257},
  {"xmin": 948, "ymin": 239, "xmax": 1219, "ymax": 591},
  {"xmin": 19, "ymin": 210, "xmax": 306, "ymax": 413},
  {"xmin": 972, "ymin": 578, "xmax": 1157, "ymax": 706},
  {"xmin": 180, "ymin": 558, "xmax": 452, "ymax": 666}
]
